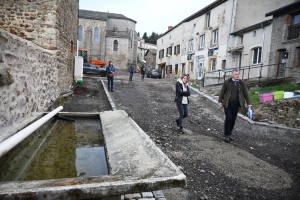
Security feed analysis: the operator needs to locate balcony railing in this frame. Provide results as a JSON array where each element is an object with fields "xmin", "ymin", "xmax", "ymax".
[{"xmin": 287, "ymin": 23, "xmax": 300, "ymax": 40}]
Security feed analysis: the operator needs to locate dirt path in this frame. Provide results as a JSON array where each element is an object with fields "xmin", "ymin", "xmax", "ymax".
[{"xmin": 106, "ymin": 70, "xmax": 300, "ymax": 200}]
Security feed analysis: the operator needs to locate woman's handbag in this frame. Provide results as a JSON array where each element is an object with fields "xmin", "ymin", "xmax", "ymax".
[{"xmin": 108, "ymin": 73, "xmax": 114, "ymax": 77}]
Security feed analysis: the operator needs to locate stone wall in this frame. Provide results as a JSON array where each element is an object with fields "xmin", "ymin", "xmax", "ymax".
[
  {"xmin": 0, "ymin": 0, "xmax": 79, "ymax": 92},
  {"xmin": 0, "ymin": 0, "xmax": 79, "ymax": 141},
  {"xmin": 0, "ymin": 29, "xmax": 59, "ymax": 142},
  {"xmin": 269, "ymin": 14, "xmax": 300, "ymax": 81},
  {"xmin": 78, "ymin": 18, "xmax": 107, "ymax": 62}
]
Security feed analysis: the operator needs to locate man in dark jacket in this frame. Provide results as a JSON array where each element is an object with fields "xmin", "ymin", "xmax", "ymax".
[
  {"xmin": 218, "ymin": 69, "xmax": 252, "ymax": 142},
  {"xmin": 141, "ymin": 65, "xmax": 146, "ymax": 81},
  {"xmin": 129, "ymin": 65, "xmax": 134, "ymax": 81}
]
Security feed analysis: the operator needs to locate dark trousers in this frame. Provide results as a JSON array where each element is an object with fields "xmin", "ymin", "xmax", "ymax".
[
  {"xmin": 141, "ymin": 74, "xmax": 145, "ymax": 80},
  {"xmin": 129, "ymin": 72, "xmax": 133, "ymax": 81},
  {"xmin": 176, "ymin": 103, "xmax": 188, "ymax": 128},
  {"xmin": 224, "ymin": 103, "xmax": 239, "ymax": 136},
  {"xmin": 107, "ymin": 76, "xmax": 114, "ymax": 91}
]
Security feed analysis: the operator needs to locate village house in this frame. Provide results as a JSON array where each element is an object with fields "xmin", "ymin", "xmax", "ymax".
[
  {"xmin": 265, "ymin": 1, "xmax": 300, "ymax": 81},
  {"xmin": 156, "ymin": 0, "xmax": 297, "ymax": 83}
]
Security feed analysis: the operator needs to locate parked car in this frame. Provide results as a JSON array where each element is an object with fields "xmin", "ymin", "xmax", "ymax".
[
  {"xmin": 83, "ymin": 63, "xmax": 106, "ymax": 77},
  {"xmin": 146, "ymin": 69, "xmax": 161, "ymax": 79}
]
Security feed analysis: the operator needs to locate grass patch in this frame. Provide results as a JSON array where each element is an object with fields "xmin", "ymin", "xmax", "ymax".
[{"xmin": 191, "ymin": 83, "xmax": 200, "ymax": 89}]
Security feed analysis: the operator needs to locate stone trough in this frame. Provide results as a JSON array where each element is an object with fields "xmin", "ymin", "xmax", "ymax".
[{"xmin": 0, "ymin": 110, "xmax": 186, "ymax": 199}]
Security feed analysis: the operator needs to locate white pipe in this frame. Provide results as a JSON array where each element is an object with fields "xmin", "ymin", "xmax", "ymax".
[{"xmin": 0, "ymin": 106, "xmax": 63, "ymax": 158}]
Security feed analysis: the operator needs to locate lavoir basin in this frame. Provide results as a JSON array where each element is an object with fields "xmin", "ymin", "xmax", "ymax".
[{"xmin": 0, "ymin": 110, "xmax": 186, "ymax": 200}]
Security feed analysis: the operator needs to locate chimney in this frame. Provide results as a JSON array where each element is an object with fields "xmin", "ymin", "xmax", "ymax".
[{"xmin": 168, "ymin": 26, "xmax": 173, "ymax": 31}]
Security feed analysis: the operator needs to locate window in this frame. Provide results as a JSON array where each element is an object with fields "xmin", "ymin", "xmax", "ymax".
[
  {"xmin": 197, "ymin": 58, "xmax": 204, "ymax": 79},
  {"xmin": 190, "ymin": 62, "xmax": 194, "ymax": 72},
  {"xmin": 167, "ymin": 46, "xmax": 172, "ymax": 56},
  {"xmin": 176, "ymin": 45, "xmax": 180, "ymax": 54},
  {"xmin": 78, "ymin": 25, "xmax": 83, "ymax": 41},
  {"xmin": 113, "ymin": 40, "xmax": 118, "ymax": 51},
  {"xmin": 199, "ymin": 34, "xmax": 205, "ymax": 49},
  {"xmin": 211, "ymin": 59, "xmax": 216, "ymax": 70},
  {"xmin": 222, "ymin": 60, "xmax": 226, "ymax": 69},
  {"xmin": 205, "ymin": 12, "xmax": 210, "ymax": 27},
  {"xmin": 189, "ymin": 39, "xmax": 194, "ymax": 52},
  {"xmin": 159, "ymin": 49, "xmax": 164, "ymax": 59},
  {"xmin": 94, "ymin": 27, "xmax": 99, "ymax": 42},
  {"xmin": 239, "ymin": 35, "xmax": 243, "ymax": 44},
  {"xmin": 293, "ymin": 13, "xmax": 300, "ymax": 24},
  {"xmin": 252, "ymin": 47, "xmax": 262, "ymax": 64},
  {"xmin": 174, "ymin": 46, "xmax": 177, "ymax": 55},
  {"xmin": 288, "ymin": 13, "xmax": 300, "ymax": 40},
  {"xmin": 130, "ymin": 30, "xmax": 133, "ymax": 49},
  {"xmin": 212, "ymin": 29, "xmax": 218, "ymax": 44},
  {"xmin": 175, "ymin": 64, "xmax": 178, "ymax": 74}
]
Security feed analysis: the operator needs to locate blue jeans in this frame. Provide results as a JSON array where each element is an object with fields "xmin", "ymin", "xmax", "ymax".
[
  {"xmin": 107, "ymin": 76, "xmax": 114, "ymax": 91},
  {"xmin": 176, "ymin": 103, "xmax": 188, "ymax": 128},
  {"xmin": 224, "ymin": 103, "xmax": 239, "ymax": 136},
  {"xmin": 129, "ymin": 73, "xmax": 133, "ymax": 81},
  {"xmin": 141, "ymin": 74, "xmax": 145, "ymax": 80}
]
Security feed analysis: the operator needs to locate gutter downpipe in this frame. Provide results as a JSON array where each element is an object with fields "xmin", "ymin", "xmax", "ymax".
[
  {"xmin": 260, "ymin": 22, "xmax": 265, "ymax": 79},
  {"xmin": 226, "ymin": 0, "xmax": 235, "ymax": 70},
  {"xmin": 0, "ymin": 106, "xmax": 63, "ymax": 158}
]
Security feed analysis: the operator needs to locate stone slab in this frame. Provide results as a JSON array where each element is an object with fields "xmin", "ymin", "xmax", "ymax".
[{"xmin": 0, "ymin": 111, "xmax": 186, "ymax": 199}]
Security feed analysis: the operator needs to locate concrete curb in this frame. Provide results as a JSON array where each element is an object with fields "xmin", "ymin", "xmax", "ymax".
[{"xmin": 100, "ymin": 78, "xmax": 117, "ymax": 111}]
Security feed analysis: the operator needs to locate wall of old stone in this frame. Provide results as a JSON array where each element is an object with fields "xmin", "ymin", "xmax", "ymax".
[
  {"xmin": 0, "ymin": 0, "xmax": 79, "ymax": 141},
  {"xmin": 0, "ymin": 0, "xmax": 78, "ymax": 92},
  {"xmin": 78, "ymin": 18, "xmax": 107, "ymax": 62},
  {"xmin": 106, "ymin": 18, "xmax": 137, "ymax": 69},
  {"xmin": 269, "ymin": 15, "xmax": 300, "ymax": 81},
  {"xmin": 0, "ymin": 29, "xmax": 59, "ymax": 142}
]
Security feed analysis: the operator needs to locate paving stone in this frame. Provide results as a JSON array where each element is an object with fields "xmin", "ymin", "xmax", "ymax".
[
  {"xmin": 157, "ymin": 198, "xmax": 167, "ymax": 200},
  {"xmin": 152, "ymin": 190, "xmax": 165, "ymax": 198},
  {"xmin": 124, "ymin": 193, "xmax": 141, "ymax": 200},
  {"xmin": 140, "ymin": 198, "xmax": 155, "ymax": 200},
  {"xmin": 141, "ymin": 192, "xmax": 153, "ymax": 198}
]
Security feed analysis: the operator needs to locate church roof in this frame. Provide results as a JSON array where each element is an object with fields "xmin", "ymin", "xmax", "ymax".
[{"xmin": 79, "ymin": 9, "xmax": 136, "ymax": 23}]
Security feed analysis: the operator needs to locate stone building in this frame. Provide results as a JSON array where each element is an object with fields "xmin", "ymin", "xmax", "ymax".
[
  {"xmin": 145, "ymin": 48, "xmax": 157, "ymax": 72},
  {"xmin": 78, "ymin": 10, "xmax": 138, "ymax": 69},
  {"xmin": 156, "ymin": 0, "xmax": 296, "ymax": 83},
  {"xmin": 0, "ymin": 0, "xmax": 78, "ymax": 140},
  {"xmin": 265, "ymin": 1, "xmax": 300, "ymax": 81}
]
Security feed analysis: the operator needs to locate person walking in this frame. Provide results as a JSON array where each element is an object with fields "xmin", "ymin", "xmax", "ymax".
[
  {"xmin": 128, "ymin": 64, "xmax": 134, "ymax": 81},
  {"xmin": 106, "ymin": 61, "xmax": 116, "ymax": 92},
  {"xmin": 141, "ymin": 65, "xmax": 146, "ymax": 81},
  {"xmin": 174, "ymin": 74, "xmax": 190, "ymax": 133},
  {"xmin": 218, "ymin": 69, "xmax": 252, "ymax": 143}
]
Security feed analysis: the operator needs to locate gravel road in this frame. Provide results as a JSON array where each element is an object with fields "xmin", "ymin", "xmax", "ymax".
[{"xmin": 64, "ymin": 70, "xmax": 300, "ymax": 200}]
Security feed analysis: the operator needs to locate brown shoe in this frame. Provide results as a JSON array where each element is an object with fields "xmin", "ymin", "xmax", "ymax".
[{"xmin": 225, "ymin": 136, "xmax": 230, "ymax": 143}]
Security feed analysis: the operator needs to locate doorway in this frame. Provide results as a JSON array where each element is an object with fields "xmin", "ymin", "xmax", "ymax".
[{"xmin": 277, "ymin": 50, "xmax": 286, "ymax": 77}]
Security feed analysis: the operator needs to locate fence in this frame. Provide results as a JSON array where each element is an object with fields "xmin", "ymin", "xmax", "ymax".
[{"xmin": 202, "ymin": 63, "xmax": 290, "ymax": 86}]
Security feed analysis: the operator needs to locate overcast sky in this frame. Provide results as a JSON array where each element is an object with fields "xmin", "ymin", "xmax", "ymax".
[{"xmin": 79, "ymin": 0, "xmax": 215, "ymax": 36}]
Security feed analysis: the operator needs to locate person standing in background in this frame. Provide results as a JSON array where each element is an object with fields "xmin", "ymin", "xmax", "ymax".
[
  {"xmin": 141, "ymin": 65, "xmax": 146, "ymax": 81},
  {"xmin": 128, "ymin": 64, "xmax": 134, "ymax": 81},
  {"xmin": 106, "ymin": 61, "xmax": 116, "ymax": 92}
]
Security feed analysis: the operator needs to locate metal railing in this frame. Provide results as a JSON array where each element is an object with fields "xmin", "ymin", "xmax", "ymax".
[
  {"xmin": 287, "ymin": 23, "xmax": 300, "ymax": 40},
  {"xmin": 202, "ymin": 63, "xmax": 291, "ymax": 87}
]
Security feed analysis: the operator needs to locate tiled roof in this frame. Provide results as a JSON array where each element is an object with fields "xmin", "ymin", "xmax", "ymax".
[{"xmin": 79, "ymin": 9, "xmax": 136, "ymax": 23}]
